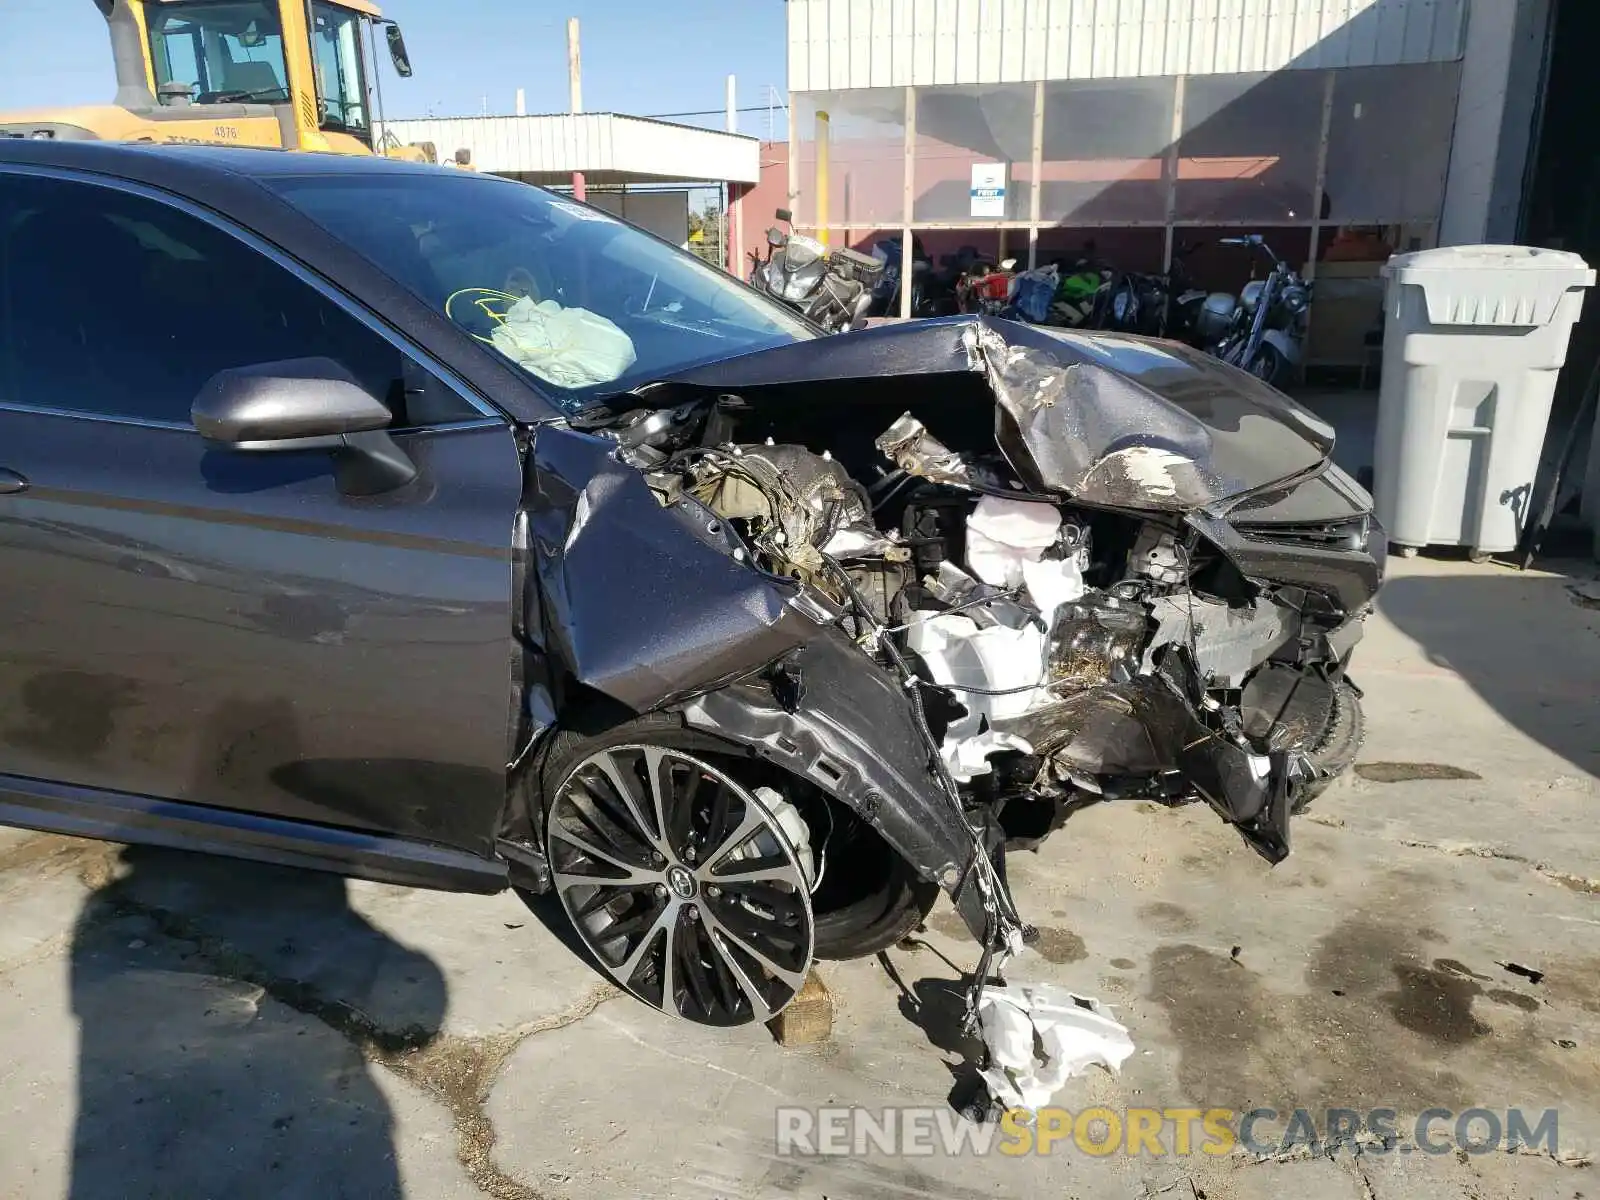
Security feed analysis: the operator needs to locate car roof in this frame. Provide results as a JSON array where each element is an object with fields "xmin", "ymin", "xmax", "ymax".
[
  {"xmin": 0, "ymin": 138, "xmax": 480, "ymax": 184},
  {"xmin": 0, "ymin": 139, "xmax": 556, "ymax": 423}
]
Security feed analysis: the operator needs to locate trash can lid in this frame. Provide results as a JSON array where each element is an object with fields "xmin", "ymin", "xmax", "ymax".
[{"xmin": 1383, "ymin": 245, "xmax": 1595, "ymax": 327}]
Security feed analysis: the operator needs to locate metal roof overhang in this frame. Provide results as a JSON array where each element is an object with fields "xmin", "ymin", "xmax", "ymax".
[{"xmin": 376, "ymin": 113, "xmax": 761, "ymax": 185}]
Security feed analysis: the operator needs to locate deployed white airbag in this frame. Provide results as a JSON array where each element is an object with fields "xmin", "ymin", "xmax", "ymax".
[{"xmin": 489, "ymin": 296, "xmax": 637, "ymax": 388}]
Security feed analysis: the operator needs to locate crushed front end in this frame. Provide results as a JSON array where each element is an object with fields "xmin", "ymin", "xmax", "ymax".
[{"xmin": 531, "ymin": 316, "xmax": 1385, "ymax": 985}]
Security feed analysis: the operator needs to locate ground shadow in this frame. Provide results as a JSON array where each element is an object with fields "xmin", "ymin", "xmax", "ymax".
[
  {"xmin": 69, "ymin": 846, "xmax": 448, "ymax": 1199},
  {"xmin": 876, "ymin": 948, "xmax": 994, "ymax": 1119},
  {"xmin": 514, "ymin": 884, "xmax": 604, "ymax": 970},
  {"xmin": 1378, "ymin": 561, "xmax": 1600, "ymax": 778}
]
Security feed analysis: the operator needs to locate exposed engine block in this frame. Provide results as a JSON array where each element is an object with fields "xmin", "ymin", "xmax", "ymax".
[{"xmin": 662, "ymin": 438, "xmax": 1311, "ymax": 802}]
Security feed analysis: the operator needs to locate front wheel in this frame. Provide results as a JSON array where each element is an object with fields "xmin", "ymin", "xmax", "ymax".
[
  {"xmin": 1294, "ymin": 676, "xmax": 1364, "ymax": 809},
  {"xmin": 1245, "ymin": 343, "xmax": 1291, "ymax": 388},
  {"xmin": 539, "ymin": 714, "xmax": 936, "ymax": 1024}
]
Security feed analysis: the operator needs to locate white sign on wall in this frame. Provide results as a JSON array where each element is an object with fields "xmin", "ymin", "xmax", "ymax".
[{"xmin": 970, "ymin": 163, "xmax": 1008, "ymax": 218}]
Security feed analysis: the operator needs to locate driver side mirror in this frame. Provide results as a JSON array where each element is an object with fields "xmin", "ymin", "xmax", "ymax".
[
  {"xmin": 192, "ymin": 357, "xmax": 417, "ymax": 495},
  {"xmin": 384, "ymin": 22, "xmax": 414, "ymax": 78},
  {"xmin": 774, "ymin": 208, "xmax": 793, "ymax": 223}
]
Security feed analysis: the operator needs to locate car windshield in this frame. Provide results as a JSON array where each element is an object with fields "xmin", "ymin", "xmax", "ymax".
[{"xmin": 270, "ymin": 174, "xmax": 816, "ymax": 409}]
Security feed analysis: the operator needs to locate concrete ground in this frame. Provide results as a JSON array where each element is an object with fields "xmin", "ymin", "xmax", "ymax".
[{"xmin": 1, "ymin": 553, "xmax": 1597, "ymax": 1200}]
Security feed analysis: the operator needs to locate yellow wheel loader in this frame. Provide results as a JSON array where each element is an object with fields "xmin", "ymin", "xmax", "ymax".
[{"xmin": 0, "ymin": 0, "xmax": 441, "ymax": 161}]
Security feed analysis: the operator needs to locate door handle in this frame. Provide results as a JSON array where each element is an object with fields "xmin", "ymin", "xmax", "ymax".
[{"xmin": 0, "ymin": 468, "xmax": 28, "ymax": 495}]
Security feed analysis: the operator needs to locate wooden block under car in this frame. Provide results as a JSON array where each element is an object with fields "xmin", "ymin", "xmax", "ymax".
[{"xmin": 768, "ymin": 970, "xmax": 834, "ymax": 1046}]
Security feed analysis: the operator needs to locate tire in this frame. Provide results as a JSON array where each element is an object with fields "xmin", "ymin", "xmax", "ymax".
[
  {"xmin": 1292, "ymin": 678, "xmax": 1365, "ymax": 811},
  {"xmin": 808, "ymin": 814, "xmax": 939, "ymax": 960},
  {"xmin": 540, "ymin": 711, "xmax": 937, "ymax": 996},
  {"xmin": 1246, "ymin": 344, "xmax": 1289, "ymax": 388}
]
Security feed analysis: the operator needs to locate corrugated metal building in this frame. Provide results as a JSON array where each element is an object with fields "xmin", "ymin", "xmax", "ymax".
[
  {"xmin": 788, "ymin": 0, "xmax": 1467, "ymax": 87},
  {"xmin": 377, "ymin": 113, "xmax": 760, "ymax": 188},
  {"xmin": 779, "ymin": 0, "xmax": 1541, "ymax": 330}
]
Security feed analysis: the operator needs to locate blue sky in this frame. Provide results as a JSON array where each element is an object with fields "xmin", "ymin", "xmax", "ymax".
[{"xmin": 1, "ymin": 0, "xmax": 788, "ymax": 128}]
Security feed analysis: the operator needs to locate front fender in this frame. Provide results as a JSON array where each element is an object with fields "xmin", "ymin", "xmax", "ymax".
[
  {"xmin": 520, "ymin": 425, "xmax": 1007, "ymax": 946},
  {"xmin": 672, "ymin": 631, "xmax": 1004, "ymax": 945},
  {"xmin": 525, "ymin": 425, "xmax": 815, "ymax": 711},
  {"xmin": 1262, "ymin": 328, "xmax": 1304, "ymax": 365}
]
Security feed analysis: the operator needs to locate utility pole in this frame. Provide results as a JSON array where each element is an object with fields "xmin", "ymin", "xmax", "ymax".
[
  {"xmin": 726, "ymin": 74, "xmax": 740, "ymax": 274},
  {"xmin": 567, "ymin": 17, "xmax": 585, "ymax": 201}
]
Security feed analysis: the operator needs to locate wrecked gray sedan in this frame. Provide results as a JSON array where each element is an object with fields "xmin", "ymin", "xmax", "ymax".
[{"xmin": 0, "ymin": 144, "xmax": 1383, "ymax": 1029}]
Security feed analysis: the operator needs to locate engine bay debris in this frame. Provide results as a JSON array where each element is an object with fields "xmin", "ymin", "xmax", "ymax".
[{"xmin": 534, "ymin": 315, "xmax": 1384, "ymax": 1030}]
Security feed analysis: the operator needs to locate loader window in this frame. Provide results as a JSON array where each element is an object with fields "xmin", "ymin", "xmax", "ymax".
[
  {"xmin": 147, "ymin": 2, "xmax": 289, "ymax": 105},
  {"xmin": 311, "ymin": 2, "xmax": 370, "ymax": 136}
]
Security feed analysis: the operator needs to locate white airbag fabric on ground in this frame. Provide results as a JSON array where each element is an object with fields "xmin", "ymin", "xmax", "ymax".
[
  {"xmin": 977, "ymin": 983, "xmax": 1136, "ymax": 1113},
  {"xmin": 489, "ymin": 296, "xmax": 637, "ymax": 387},
  {"xmin": 965, "ymin": 496, "xmax": 1084, "ymax": 622}
]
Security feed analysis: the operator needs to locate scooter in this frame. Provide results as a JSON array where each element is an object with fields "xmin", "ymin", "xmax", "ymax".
[
  {"xmin": 1192, "ymin": 235, "xmax": 1312, "ymax": 388},
  {"xmin": 749, "ymin": 209, "xmax": 879, "ymax": 333}
]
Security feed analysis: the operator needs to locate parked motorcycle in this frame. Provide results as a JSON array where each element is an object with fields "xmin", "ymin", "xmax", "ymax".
[
  {"xmin": 1194, "ymin": 235, "xmax": 1313, "ymax": 388},
  {"xmin": 1081, "ymin": 242, "xmax": 1207, "ymax": 339},
  {"xmin": 866, "ymin": 236, "xmax": 945, "ymax": 319},
  {"xmin": 748, "ymin": 209, "xmax": 880, "ymax": 333},
  {"xmin": 1159, "ymin": 242, "xmax": 1210, "ymax": 342},
  {"xmin": 955, "ymin": 257, "xmax": 1018, "ymax": 316},
  {"xmin": 1092, "ymin": 268, "xmax": 1166, "ymax": 335}
]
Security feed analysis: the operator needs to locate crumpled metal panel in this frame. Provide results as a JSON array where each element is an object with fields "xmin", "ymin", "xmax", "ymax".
[
  {"xmin": 1142, "ymin": 593, "xmax": 1294, "ymax": 689},
  {"xmin": 674, "ymin": 630, "xmax": 1004, "ymax": 945},
  {"xmin": 966, "ymin": 320, "xmax": 1337, "ymax": 509},
  {"xmin": 965, "ymin": 321, "xmax": 1228, "ymax": 508},
  {"xmin": 659, "ymin": 316, "xmax": 1337, "ymax": 514},
  {"xmin": 527, "ymin": 426, "xmax": 816, "ymax": 710},
  {"xmin": 875, "ymin": 412, "xmax": 973, "ymax": 487}
]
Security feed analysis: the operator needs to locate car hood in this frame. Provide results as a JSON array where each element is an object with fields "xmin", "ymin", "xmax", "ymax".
[{"xmin": 657, "ymin": 315, "xmax": 1336, "ymax": 511}]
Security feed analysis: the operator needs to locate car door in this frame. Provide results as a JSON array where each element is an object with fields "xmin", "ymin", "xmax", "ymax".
[{"xmin": 0, "ymin": 168, "xmax": 524, "ymax": 856}]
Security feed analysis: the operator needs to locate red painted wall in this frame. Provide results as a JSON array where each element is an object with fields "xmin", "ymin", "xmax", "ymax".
[{"xmin": 731, "ymin": 142, "xmax": 793, "ymax": 274}]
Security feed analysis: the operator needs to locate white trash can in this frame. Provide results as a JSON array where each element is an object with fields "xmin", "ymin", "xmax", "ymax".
[{"xmin": 1373, "ymin": 245, "xmax": 1594, "ymax": 559}]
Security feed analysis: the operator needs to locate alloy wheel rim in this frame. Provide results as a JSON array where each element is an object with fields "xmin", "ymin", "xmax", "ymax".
[{"xmin": 547, "ymin": 745, "xmax": 815, "ymax": 1026}]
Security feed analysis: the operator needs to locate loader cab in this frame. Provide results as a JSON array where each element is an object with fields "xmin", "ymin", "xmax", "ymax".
[{"xmin": 130, "ymin": 0, "xmax": 413, "ymax": 152}]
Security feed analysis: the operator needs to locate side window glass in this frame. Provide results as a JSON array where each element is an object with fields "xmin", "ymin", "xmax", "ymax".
[{"xmin": 0, "ymin": 175, "xmax": 481, "ymax": 427}]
